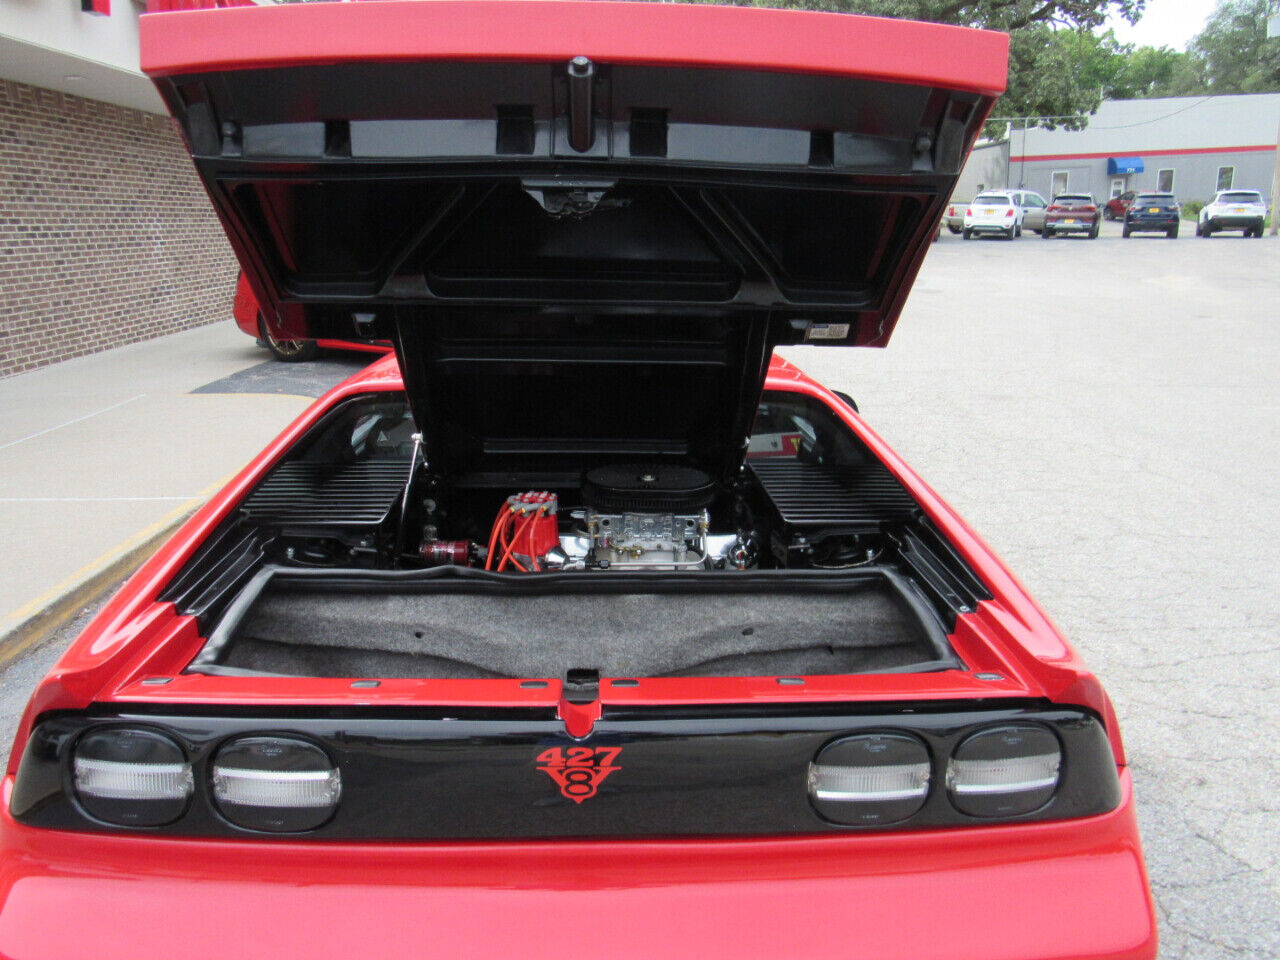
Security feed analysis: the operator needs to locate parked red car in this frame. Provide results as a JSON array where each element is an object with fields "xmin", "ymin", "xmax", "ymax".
[
  {"xmin": 0, "ymin": 4, "xmax": 1156, "ymax": 959},
  {"xmin": 1043, "ymin": 193, "xmax": 1101, "ymax": 238},
  {"xmin": 235, "ymin": 273, "xmax": 390, "ymax": 361},
  {"xmin": 1103, "ymin": 191, "xmax": 1135, "ymax": 220}
]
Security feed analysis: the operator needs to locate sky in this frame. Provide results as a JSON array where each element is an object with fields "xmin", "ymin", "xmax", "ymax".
[{"xmin": 1104, "ymin": 0, "xmax": 1221, "ymax": 50}]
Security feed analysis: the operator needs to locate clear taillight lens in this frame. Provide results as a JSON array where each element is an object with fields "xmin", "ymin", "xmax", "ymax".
[
  {"xmin": 212, "ymin": 736, "xmax": 341, "ymax": 832},
  {"xmin": 808, "ymin": 733, "xmax": 931, "ymax": 825},
  {"xmin": 947, "ymin": 724, "xmax": 1061, "ymax": 818},
  {"xmin": 73, "ymin": 727, "xmax": 192, "ymax": 826}
]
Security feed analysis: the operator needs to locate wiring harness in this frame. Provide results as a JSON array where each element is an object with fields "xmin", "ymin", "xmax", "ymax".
[{"xmin": 485, "ymin": 491, "xmax": 559, "ymax": 572}]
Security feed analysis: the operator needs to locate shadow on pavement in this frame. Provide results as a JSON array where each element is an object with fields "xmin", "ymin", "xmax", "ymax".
[{"xmin": 192, "ymin": 354, "xmax": 377, "ymax": 398}]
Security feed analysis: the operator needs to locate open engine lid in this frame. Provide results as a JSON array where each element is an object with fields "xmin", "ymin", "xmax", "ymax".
[{"xmin": 142, "ymin": 0, "xmax": 1006, "ymax": 485}]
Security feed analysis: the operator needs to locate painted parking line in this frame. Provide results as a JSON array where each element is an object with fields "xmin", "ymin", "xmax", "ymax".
[
  {"xmin": 0, "ymin": 497, "xmax": 198, "ymax": 503},
  {"xmin": 0, "ymin": 395, "xmax": 145, "ymax": 452},
  {"xmin": 0, "ymin": 472, "xmax": 232, "ymax": 631}
]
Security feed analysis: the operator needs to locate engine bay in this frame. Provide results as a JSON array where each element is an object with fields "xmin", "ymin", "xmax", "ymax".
[
  {"xmin": 232, "ymin": 390, "xmax": 926, "ymax": 576},
  {"xmin": 477, "ymin": 467, "xmax": 729, "ymax": 572},
  {"xmin": 163, "ymin": 388, "xmax": 990, "ymax": 680}
]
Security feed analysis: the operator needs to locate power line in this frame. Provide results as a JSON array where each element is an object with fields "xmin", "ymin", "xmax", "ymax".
[{"xmin": 992, "ymin": 95, "xmax": 1226, "ymax": 132}]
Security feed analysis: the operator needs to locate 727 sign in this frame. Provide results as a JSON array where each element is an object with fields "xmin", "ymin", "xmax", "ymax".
[{"xmin": 535, "ymin": 746, "xmax": 622, "ymax": 804}]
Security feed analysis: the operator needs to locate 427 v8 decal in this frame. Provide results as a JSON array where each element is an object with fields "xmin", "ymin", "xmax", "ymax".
[{"xmin": 536, "ymin": 746, "xmax": 621, "ymax": 803}]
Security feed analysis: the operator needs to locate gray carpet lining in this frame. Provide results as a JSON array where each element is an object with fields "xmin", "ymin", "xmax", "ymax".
[{"xmin": 218, "ymin": 583, "xmax": 941, "ymax": 679}]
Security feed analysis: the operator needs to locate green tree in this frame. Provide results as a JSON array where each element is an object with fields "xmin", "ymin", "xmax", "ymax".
[
  {"xmin": 999, "ymin": 27, "xmax": 1121, "ymax": 131},
  {"xmin": 1108, "ymin": 44, "xmax": 1190, "ymax": 98},
  {"xmin": 708, "ymin": 0, "xmax": 1149, "ymax": 131},
  {"xmin": 1185, "ymin": 0, "xmax": 1280, "ymax": 92}
]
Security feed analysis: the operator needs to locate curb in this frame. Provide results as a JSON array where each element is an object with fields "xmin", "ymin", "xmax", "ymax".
[{"xmin": 0, "ymin": 511, "xmax": 194, "ymax": 672}]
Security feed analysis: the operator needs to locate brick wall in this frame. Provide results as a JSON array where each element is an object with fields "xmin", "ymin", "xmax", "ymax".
[{"xmin": 0, "ymin": 79, "xmax": 239, "ymax": 378}]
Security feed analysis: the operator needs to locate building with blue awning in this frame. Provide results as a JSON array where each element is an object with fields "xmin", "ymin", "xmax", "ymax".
[
  {"xmin": 1007, "ymin": 94, "xmax": 1280, "ymax": 205},
  {"xmin": 1107, "ymin": 157, "xmax": 1145, "ymax": 176}
]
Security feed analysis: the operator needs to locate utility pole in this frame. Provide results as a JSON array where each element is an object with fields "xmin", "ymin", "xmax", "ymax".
[
  {"xmin": 1271, "ymin": 112, "xmax": 1279, "ymax": 236},
  {"xmin": 1270, "ymin": 4, "xmax": 1279, "ymax": 235}
]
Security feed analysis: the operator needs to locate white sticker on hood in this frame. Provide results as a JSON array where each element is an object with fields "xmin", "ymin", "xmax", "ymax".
[{"xmin": 806, "ymin": 323, "xmax": 851, "ymax": 341}]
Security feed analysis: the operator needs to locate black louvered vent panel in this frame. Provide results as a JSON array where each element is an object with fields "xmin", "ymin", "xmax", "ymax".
[
  {"xmin": 749, "ymin": 460, "xmax": 919, "ymax": 528},
  {"xmin": 240, "ymin": 461, "xmax": 408, "ymax": 527}
]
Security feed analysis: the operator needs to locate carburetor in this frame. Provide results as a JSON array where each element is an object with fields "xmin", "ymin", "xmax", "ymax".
[
  {"xmin": 582, "ymin": 508, "xmax": 710, "ymax": 569},
  {"xmin": 561, "ymin": 464, "xmax": 730, "ymax": 570}
]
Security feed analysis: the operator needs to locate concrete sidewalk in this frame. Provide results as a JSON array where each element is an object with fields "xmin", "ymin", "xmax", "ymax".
[{"xmin": 0, "ymin": 323, "xmax": 364, "ymax": 649}]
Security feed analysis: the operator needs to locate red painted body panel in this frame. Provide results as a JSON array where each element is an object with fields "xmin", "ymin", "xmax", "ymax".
[
  {"xmin": 232, "ymin": 273, "xmax": 391, "ymax": 355},
  {"xmin": 140, "ymin": 1, "xmax": 1008, "ymax": 98},
  {"xmin": 3, "ymin": 354, "xmax": 1127, "ymax": 769},
  {"xmin": 314, "ymin": 339, "xmax": 389, "ymax": 355},
  {"xmin": 2, "ymin": 348, "xmax": 1151, "ymax": 960},
  {"xmin": 231, "ymin": 271, "xmax": 258, "ymax": 338},
  {"xmin": 0, "ymin": 771, "xmax": 1156, "ymax": 960},
  {"xmin": 4, "ymin": 7, "xmax": 1151, "ymax": 954}
]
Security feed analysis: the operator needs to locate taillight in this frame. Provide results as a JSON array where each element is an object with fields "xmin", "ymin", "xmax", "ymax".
[
  {"xmin": 946, "ymin": 724, "xmax": 1061, "ymax": 818},
  {"xmin": 965, "ymin": 207, "xmax": 973, "ymax": 216},
  {"xmin": 212, "ymin": 736, "xmax": 342, "ymax": 832},
  {"xmin": 73, "ymin": 727, "xmax": 193, "ymax": 826},
  {"xmin": 1047, "ymin": 204, "xmax": 1061, "ymax": 212},
  {"xmin": 1004, "ymin": 208, "xmax": 1015, "ymax": 218},
  {"xmin": 808, "ymin": 732, "xmax": 931, "ymax": 825},
  {"xmin": 948, "ymin": 205, "xmax": 955, "ymax": 217}
]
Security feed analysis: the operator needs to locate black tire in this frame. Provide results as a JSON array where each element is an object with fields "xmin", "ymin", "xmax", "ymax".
[
  {"xmin": 1006, "ymin": 225, "xmax": 1017, "ymax": 240},
  {"xmin": 1195, "ymin": 221, "xmax": 1203, "ymax": 237},
  {"xmin": 1089, "ymin": 222, "xmax": 1100, "ymax": 239},
  {"xmin": 962, "ymin": 228, "xmax": 973, "ymax": 240},
  {"xmin": 1042, "ymin": 227, "xmax": 1053, "ymax": 239},
  {"xmin": 1014, "ymin": 223, "xmax": 1022, "ymax": 238},
  {"xmin": 1122, "ymin": 225, "xmax": 1132, "ymax": 238},
  {"xmin": 1167, "ymin": 225, "xmax": 1179, "ymax": 239},
  {"xmin": 947, "ymin": 225, "xmax": 962, "ymax": 235},
  {"xmin": 258, "ymin": 315, "xmax": 319, "ymax": 362},
  {"xmin": 1203, "ymin": 224, "xmax": 1214, "ymax": 238},
  {"xmin": 1253, "ymin": 221, "xmax": 1264, "ymax": 238}
]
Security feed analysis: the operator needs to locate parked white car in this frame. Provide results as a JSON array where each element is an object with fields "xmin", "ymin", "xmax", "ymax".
[
  {"xmin": 1197, "ymin": 190, "xmax": 1269, "ymax": 238},
  {"xmin": 1010, "ymin": 189, "xmax": 1048, "ymax": 234},
  {"xmin": 963, "ymin": 191, "xmax": 1023, "ymax": 239},
  {"xmin": 961, "ymin": 189, "xmax": 1046, "ymax": 239}
]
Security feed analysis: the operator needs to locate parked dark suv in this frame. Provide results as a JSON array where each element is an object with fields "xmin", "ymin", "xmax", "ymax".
[{"xmin": 1122, "ymin": 192, "xmax": 1181, "ymax": 238}]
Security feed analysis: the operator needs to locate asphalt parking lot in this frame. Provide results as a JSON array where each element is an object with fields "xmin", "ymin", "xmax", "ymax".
[
  {"xmin": 1, "ymin": 219, "xmax": 1276, "ymax": 957},
  {"xmin": 788, "ymin": 219, "xmax": 1279, "ymax": 958}
]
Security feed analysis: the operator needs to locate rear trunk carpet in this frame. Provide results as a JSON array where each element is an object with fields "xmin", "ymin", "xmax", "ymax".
[{"xmin": 216, "ymin": 584, "xmax": 942, "ymax": 678}]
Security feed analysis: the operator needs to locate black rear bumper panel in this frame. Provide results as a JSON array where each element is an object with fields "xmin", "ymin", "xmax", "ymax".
[{"xmin": 13, "ymin": 703, "xmax": 1120, "ymax": 839}]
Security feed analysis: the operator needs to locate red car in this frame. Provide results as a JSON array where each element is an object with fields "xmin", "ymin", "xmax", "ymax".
[
  {"xmin": 0, "ymin": 4, "xmax": 1157, "ymax": 959},
  {"xmin": 1104, "ymin": 191, "xmax": 1135, "ymax": 220},
  {"xmin": 1043, "ymin": 193, "xmax": 1101, "ymax": 239},
  {"xmin": 234, "ymin": 273, "xmax": 391, "ymax": 362}
]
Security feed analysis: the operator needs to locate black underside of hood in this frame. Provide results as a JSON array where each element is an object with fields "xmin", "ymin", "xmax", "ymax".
[{"xmin": 153, "ymin": 58, "xmax": 996, "ymax": 485}]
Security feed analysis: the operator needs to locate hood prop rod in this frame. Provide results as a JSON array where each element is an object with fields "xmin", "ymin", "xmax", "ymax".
[
  {"xmin": 393, "ymin": 432, "xmax": 425, "ymax": 567},
  {"xmin": 567, "ymin": 56, "xmax": 595, "ymax": 153}
]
